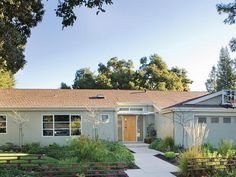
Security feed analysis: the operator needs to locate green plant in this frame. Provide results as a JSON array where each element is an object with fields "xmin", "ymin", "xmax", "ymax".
[
  {"xmin": 178, "ymin": 147, "xmax": 203, "ymax": 177},
  {"xmin": 0, "ymin": 167, "xmax": 36, "ymax": 177},
  {"xmin": 1, "ymin": 142, "xmax": 18, "ymax": 152},
  {"xmin": 218, "ymin": 139, "xmax": 233, "ymax": 156},
  {"xmin": 149, "ymin": 138, "xmax": 162, "ymax": 149},
  {"xmin": 164, "ymin": 151, "xmax": 176, "ymax": 159},
  {"xmin": 22, "ymin": 143, "xmax": 43, "ymax": 154},
  {"xmin": 44, "ymin": 143, "xmax": 68, "ymax": 160}
]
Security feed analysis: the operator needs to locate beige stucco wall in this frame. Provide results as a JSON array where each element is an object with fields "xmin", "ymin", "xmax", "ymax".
[
  {"xmin": 156, "ymin": 112, "xmax": 174, "ymax": 139},
  {"xmin": 0, "ymin": 110, "xmax": 116, "ymax": 146}
]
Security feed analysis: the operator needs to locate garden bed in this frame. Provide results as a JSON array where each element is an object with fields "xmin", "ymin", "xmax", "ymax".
[{"xmin": 154, "ymin": 154, "xmax": 178, "ymax": 166}]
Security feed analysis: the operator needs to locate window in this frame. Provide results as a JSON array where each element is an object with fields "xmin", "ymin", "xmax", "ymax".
[
  {"xmin": 211, "ymin": 117, "xmax": 219, "ymax": 123},
  {"xmin": 0, "ymin": 115, "xmax": 6, "ymax": 134},
  {"xmin": 54, "ymin": 115, "xmax": 70, "ymax": 136},
  {"xmin": 100, "ymin": 114, "xmax": 109, "ymax": 123},
  {"xmin": 119, "ymin": 108, "xmax": 129, "ymax": 111},
  {"xmin": 198, "ymin": 117, "xmax": 207, "ymax": 124},
  {"xmin": 42, "ymin": 115, "xmax": 81, "ymax": 137},
  {"xmin": 130, "ymin": 108, "xmax": 143, "ymax": 111},
  {"xmin": 223, "ymin": 117, "xmax": 231, "ymax": 123},
  {"xmin": 42, "ymin": 115, "xmax": 53, "ymax": 136},
  {"xmin": 71, "ymin": 115, "xmax": 81, "ymax": 136}
]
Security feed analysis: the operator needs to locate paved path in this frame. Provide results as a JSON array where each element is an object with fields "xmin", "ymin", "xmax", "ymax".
[{"xmin": 125, "ymin": 146, "xmax": 179, "ymax": 177}]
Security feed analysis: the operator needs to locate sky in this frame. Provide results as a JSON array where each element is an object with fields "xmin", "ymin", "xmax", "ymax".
[{"xmin": 15, "ymin": 0, "xmax": 236, "ymax": 91}]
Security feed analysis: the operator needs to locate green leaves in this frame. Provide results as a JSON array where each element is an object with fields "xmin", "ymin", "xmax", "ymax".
[{"xmin": 69, "ymin": 55, "xmax": 192, "ymax": 91}]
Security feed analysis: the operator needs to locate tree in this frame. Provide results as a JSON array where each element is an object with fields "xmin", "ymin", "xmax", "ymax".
[
  {"xmin": 205, "ymin": 66, "xmax": 217, "ymax": 93},
  {"xmin": 0, "ymin": 0, "xmax": 113, "ymax": 74},
  {"xmin": 0, "ymin": 69, "xmax": 15, "ymax": 88},
  {"xmin": 60, "ymin": 82, "xmax": 71, "ymax": 89},
  {"xmin": 8, "ymin": 111, "xmax": 29, "ymax": 148},
  {"xmin": 216, "ymin": 47, "xmax": 236, "ymax": 90},
  {"xmin": 217, "ymin": 1, "xmax": 236, "ymax": 51},
  {"xmin": 68, "ymin": 55, "xmax": 193, "ymax": 91},
  {"xmin": 137, "ymin": 54, "xmax": 192, "ymax": 91},
  {"xmin": 205, "ymin": 47, "xmax": 236, "ymax": 92},
  {"xmin": 72, "ymin": 68, "xmax": 96, "ymax": 89}
]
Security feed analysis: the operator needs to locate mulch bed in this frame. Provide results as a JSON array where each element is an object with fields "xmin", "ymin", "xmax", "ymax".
[
  {"xmin": 171, "ymin": 172, "xmax": 183, "ymax": 177},
  {"xmin": 127, "ymin": 164, "xmax": 140, "ymax": 169},
  {"xmin": 154, "ymin": 154, "xmax": 178, "ymax": 166}
]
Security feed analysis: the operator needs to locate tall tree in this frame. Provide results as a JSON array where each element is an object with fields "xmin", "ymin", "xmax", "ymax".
[
  {"xmin": 205, "ymin": 66, "xmax": 217, "ymax": 93},
  {"xmin": 68, "ymin": 55, "xmax": 193, "ymax": 91},
  {"xmin": 205, "ymin": 47, "xmax": 236, "ymax": 92},
  {"xmin": 217, "ymin": 1, "xmax": 236, "ymax": 51},
  {"xmin": 0, "ymin": 69, "xmax": 15, "ymax": 88},
  {"xmin": 60, "ymin": 82, "xmax": 71, "ymax": 89},
  {"xmin": 0, "ymin": 0, "xmax": 113, "ymax": 74},
  {"xmin": 216, "ymin": 47, "xmax": 236, "ymax": 90},
  {"xmin": 73, "ymin": 68, "xmax": 96, "ymax": 89}
]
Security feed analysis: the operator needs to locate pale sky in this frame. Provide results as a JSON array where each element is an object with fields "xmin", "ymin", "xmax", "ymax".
[{"xmin": 15, "ymin": 0, "xmax": 236, "ymax": 91}]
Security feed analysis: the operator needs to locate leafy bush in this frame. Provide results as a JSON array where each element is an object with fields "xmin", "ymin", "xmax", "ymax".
[
  {"xmin": 178, "ymin": 147, "xmax": 203, "ymax": 177},
  {"xmin": 0, "ymin": 167, "xmax": 36, "ymax": 177},
  {"xmin": 67, "ymin": 135, "xmax": 134, "ymax": 166},
  {"xmin": 1, "ymin": 142, "xmax": 20, "ymax": 152},
  {"xmin": 149, "ymin": 137, "xmax": 175, "ymax": 152},
  {"xmin": 22, "ymin": 143, "xmax": 44, "ymax": 154},
  {"xmin": 44, "ymin": 143, "xmax": 68, "ymax": 160},
  {"xmin": 164, "ymin": 151, "xmax": 176, "ymax": 159},
  {"xmin": 218, "ymin": 140, "xmax": 234, "ymax": 156}
]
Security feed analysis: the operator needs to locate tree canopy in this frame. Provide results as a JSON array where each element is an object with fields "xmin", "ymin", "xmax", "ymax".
[
  {"xmin": 217, "ymin": 1, "xmax": 236, "ymax": 51},
  {"xmin": 205, "ymin": 47, "xmax": 236, "ymax": 92},
  {"xmin": 0, "ymin": 69, "xmax": 15, "ymax": 88},
  {"xmin": 62, "ymin": 54, "xmax": 193, "ymax": 91},
  {"xmin": 0, "ymin": 0, "xmax": 113, "ymax": 74}
]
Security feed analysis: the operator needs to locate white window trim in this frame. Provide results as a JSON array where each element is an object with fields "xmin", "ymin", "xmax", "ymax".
[
  {"xmin": 41, "ymin": 114, "xmax": 82, "ymax": 137},
  {"xmin": 100, "ymin": 114, "xmax": 110, "ymax": 124},
  {"xmin": 0, "ymin": 114, "xmax": 7, "ymax": 134}
]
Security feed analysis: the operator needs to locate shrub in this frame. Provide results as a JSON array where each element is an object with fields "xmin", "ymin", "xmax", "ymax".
[
  {"xmin": 149, "ymin": 138, "xmax": 162, "ymax": 149},
  {"xmin": 1, "ymin": 142, "xmax": 19, "ymax": 152},
  {"xmin": 44, "ymin": 143, "xmax": 68, "ymax": 160},
  {"xmin": 149, "ymin": 137, "xmax": 175, "ymax": 152},
  {"xmin": 22, "ymin": 143, "xmax": 44, "ymax": 154},
  {"xmin": 218, "ymin": 140, "xmax": 234, "ymax": 156},
  {"xmin": 164, "ymin": 151, "xmax": 176, "ymax": 159},
  {"xmin": 178, "ymin": 147, "xmax": 203, "ymax": 177},
  {"xmin": 0, "ymin": 167, "xmax": 36, "ymax": 177}
]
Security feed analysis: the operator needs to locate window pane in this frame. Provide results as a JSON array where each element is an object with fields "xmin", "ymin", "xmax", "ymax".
[
  {"xmin": 43, "ymin": 130, "xmax": 53, "ymax": 136},
  {"xmin": 211, "ymin": 117, "xmax": 219, "ymax": 123},
  {"xmin": 0, "ymin": 128, "xmax": 6, "ymax": 133},
  {"xmin": 119, "ymin": 108, "xmax": 129, "ymax": 111},
  {"xmin": 223, "ymin": 117, "xmax": 231, "ymax": 123},
  {"xmin": 101, "ymin": 115, "xmax": 109, "ymax": 123},
  {"xmin": 130, "ymin": 108, "xmax": 143, "ymax": 111},
  {"xmin": 43, "ymin": 123, "xmax": 53, "ymax": 129},
  {"xmin": 198, "ymin": 117, "xmax": 206, "ymax": 123},
  {"xmin": 55, "ymin": 115, "xmax": 69, "ymax": 122},
  {"xmin": 0, "ymin": 116, "xmax": 6, "ymax": 121},
  {"xmin": 54, "ymin": 129, "xmax": 69, "ymax": 136},
  {"xmin": 71, "ymin": 115, "xmax": 81, "ymax": 136},
  {"xmin": 54, "ymin": 123, "xmax": 69, "ymax": 129},
  {"xmin": 43, "ymin": 115, "xmax": 53, "ymax": 122}
]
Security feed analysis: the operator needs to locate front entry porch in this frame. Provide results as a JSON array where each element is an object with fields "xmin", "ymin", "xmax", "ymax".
[{"xmin": 117, "ymin": 114, "xmax": 155, "ymax": 143}]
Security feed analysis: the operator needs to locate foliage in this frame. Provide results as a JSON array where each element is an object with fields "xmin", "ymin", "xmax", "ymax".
[
  {"xmin": 60, "ymin": 82, "xmax": 71, "ymax": 89},
  {"xmin": 70, "ymin": 55, "xmax": 192, "ymax": 91},
  {"xmin": 22, "ymin": 143, "xmax": 43, "ymax": 154},
  {"xmin": 0, "ymin": 142, "xmax": 18, "ymax": 152},
  {"xmin": 0, "ymin": 69, "xmax": 15, "ymax": 88},
  {"xmin": 164, "ymin": 151, "xmax": 176, "ymax": 159},
  {"xmin": 178, "ymin": 147, "xmax": 203, "ymax": 176},
  {"xmin": 67, "ymin": 135, "xmax": 134, "ymax": 166},
  {"xmin": 208, "ymin": 169, "xmax": 236, "ymax": 177},
  {"xmin": 205, "ymin": 66, "xmax": 217, "ymax": 93},
  {"xmin": 206, "ymin": 47, "xmax": 236, "ymax": 92},
  {"xmin": 0, "ymin": 0, "xmax": 113, "ymax": 74},
  {"xmin": 217, "ymin": 1, "xmax": 236, "ymax": 52},
  {"xmin": 0, "ymin": 167, "xmax": 36, "ymax": 177},
  {"xmin": 149, "ymin": 137, "xmax": 175, "ymax": 152},
  {"xmin": 218, "ymin": 139, "xmax": 235, "ymax": 157}
]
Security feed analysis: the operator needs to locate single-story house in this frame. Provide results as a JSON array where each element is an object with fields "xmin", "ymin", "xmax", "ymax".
[{"xmin": 0, "ymin": 89, "xmax": 235, "ymax": 147}]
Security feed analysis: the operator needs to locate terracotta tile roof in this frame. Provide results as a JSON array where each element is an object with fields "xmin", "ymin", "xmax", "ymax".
[{"xmin": 0, "ymin": 89, "xmax": 207, "ymax": 110}]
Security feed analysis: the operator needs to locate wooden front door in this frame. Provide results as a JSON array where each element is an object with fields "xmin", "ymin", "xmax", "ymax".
[{"xmin": 124, "ymin": 116, "xmax": 136, "ymax": 141}]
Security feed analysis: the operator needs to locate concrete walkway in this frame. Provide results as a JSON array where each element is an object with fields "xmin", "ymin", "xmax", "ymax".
[{"xmin": 125, "ymin": 146, "xmax": 179, "ymax": 177}]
